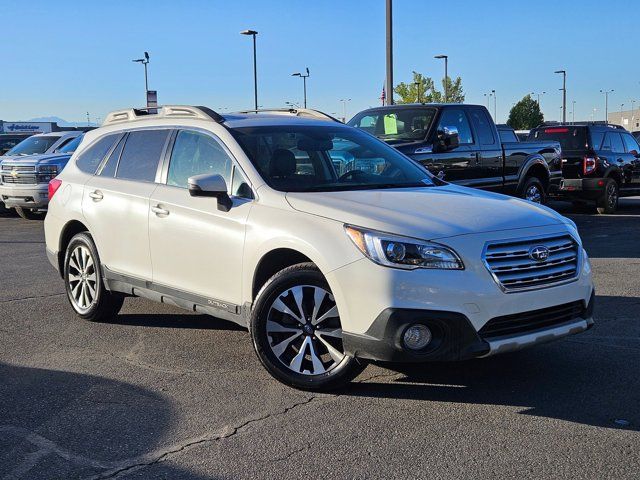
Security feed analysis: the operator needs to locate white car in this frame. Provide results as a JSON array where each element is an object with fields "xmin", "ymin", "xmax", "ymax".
[{"xmin": 44, "ymin": 105, "xmax": 595, "ymax": 391}]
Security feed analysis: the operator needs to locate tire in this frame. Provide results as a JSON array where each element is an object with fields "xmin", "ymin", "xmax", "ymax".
[
  {"xmin": 250, "ymin": 262, "xmax": 365, "ymax": 391},
  {"xmin": 15, "ymin": 206, "xmax": 46, "ymax": 220},
  {"xmin": 596, "ymin": 178, "xmax": 619, "ymax": 214},
  {"xmin": 63, "ymin": 232, "xmax": 124, "ymax": 322},
  {"xmin": 520, "ymin": 176, "xmax": 546, "ymax": 204}
]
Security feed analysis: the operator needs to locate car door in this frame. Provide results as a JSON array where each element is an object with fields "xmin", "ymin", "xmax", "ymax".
[
  {"xmin": 82, "ymin": 129, "xmax": 170, "ymax": 281},
  {"xmin": 420, "ymin": 108, "xmax": 476, "ymax": 184},
  {"xmin": 468, "ymin": 107, "xmax": 503, "ymax": 190},
  {"xmin": 148, "ymin": 129, "xmax": 253, "ymax": 310},
  {"xmin": 621, "ymin": 132, "xmax": 640, "ymax": 188},
  {"xmin": 607, "ymin": 132, "xmax": 633, "ymax": 188}
]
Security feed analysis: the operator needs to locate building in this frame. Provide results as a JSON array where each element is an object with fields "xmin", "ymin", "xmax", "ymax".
[{"xmin": 607, "ymin": 110, "xmax": 640, "ymax": 131}]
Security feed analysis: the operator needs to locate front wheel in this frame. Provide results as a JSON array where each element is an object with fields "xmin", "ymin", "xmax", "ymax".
[
  {"xmin": 520, "ymin": 177, "xmax": 546, "ymax": 204},
  {"xmin": 250, "ymin": 263, "xmax": 365, "ymax": 391},
  {"xmin": 64, "ymin": 232, "xmax": 124, "ymax": 322},
  {"xmin": 596, "ymin": 179, "xmax": 619, "ymax": 214},
  {"xmin": 15, "ymin": 207, "xmax": 46, "ymax": 220}
]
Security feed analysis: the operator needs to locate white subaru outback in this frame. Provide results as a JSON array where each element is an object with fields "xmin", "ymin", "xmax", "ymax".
[{"xmin": 44, "ymin": 106, "xmax": 595, "ymax": 391}]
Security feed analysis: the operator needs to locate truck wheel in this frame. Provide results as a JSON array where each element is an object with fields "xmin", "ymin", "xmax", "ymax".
[
  {"xmin": 596, "ymin": 179, "xmax": 619, "ymax": 214},
  {"xmin": 521, "ymin": 177, "xmax": 546, "ymax": 204},
  {"xmin": 250, "ymin": 262, "xmax": 365, "ymax": 391},
  {"xmin": 64, "ymin": 232, "xmax": 124, "ymax": 322},
  {"xmin": 14, "ymin": 207, "xmax": 46, "ymax": 220}
]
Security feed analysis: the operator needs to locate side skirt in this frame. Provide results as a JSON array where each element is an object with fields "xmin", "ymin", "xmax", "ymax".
[{"xmin": 102, "ymin": 267, "xmax": 248, "ymax": 327}]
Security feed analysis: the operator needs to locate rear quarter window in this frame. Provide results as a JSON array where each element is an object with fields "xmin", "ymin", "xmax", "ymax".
[{"xmin": 75, "ymin": 134, "xmax": 120, "ymax": 174}]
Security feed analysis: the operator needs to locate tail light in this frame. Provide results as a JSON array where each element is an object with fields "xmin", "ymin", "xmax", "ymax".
[
  {"xmin": 583, "ymin": 156, "xmax": 598, "ymax": 175},
  {"xmin": 48, "ymin": 178, "xmax": 62, "ymax": 200}
]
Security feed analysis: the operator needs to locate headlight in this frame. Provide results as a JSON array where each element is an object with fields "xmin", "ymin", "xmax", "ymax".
[
  {"xmin": 345, "ymin": 225, "xmax": 464, "ymax": 270},
  {"xmin": 38, "ymin": 165, "xmax": 58, "ymax": 174}
]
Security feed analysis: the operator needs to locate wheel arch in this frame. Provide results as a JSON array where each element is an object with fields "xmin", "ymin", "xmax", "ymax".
[
  {"xmin": 518, "ymin": 156, "xmax": 550, "ymax": 193},
  {"xmin": 57, "ymin": 219, "xmax": 91, "ymax": 277},
  {"xmin": 251, "ymin": 248, "xmax": 315, "ymax": 300}
]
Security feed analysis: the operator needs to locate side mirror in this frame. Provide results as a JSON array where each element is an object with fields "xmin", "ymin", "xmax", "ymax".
[
  {"xmin": 188, "ymin": 173, "xmax": 232, "ymax": 212},
  {"xmin": 630, "ymin": 149, "xmax": 639, "ymax": 157},
  {"xmin": 435, "ymin": 126, "xmax": 460, "ymax": 152}
]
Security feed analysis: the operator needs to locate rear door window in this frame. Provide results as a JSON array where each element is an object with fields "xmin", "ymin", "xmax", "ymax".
[
  {"xmin": 75, "ymin": 134, "xmax": 120, "ymax": 174},
  {"xmin": 469, "ymin": 109, "xmax": 496, "ymax": 145},
  {"xmin": 622, "ymin": 133, "xmax": 640, "ymax": 153},
  {"xmin": 608, "ymin": 133, "xmax": 625, "ymax": 153},
  {"xmin": 116, "ymin": 130, "xmax": 169, "ymax": 182}
]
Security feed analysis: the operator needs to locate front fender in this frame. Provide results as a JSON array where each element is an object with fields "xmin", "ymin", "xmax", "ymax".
[{"xmin": 516, "ymin": 155, "xmax": 550, "ymax": 191}]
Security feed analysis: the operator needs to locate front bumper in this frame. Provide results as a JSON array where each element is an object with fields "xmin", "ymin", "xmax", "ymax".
[
  {"xmin": 556, "ymin": 177, "xmax": 605, "ymax": 200},
  {"xmin": 342, "ymin": 292, "xmax": 594, "ymax": 362},
  {"xmin": 0, "ymin": 183, "xmax": 49, "ymax": 209}
]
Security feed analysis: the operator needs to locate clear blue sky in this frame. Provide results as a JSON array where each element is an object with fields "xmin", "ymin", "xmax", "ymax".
[{"xmin": 1, "ymin": 0, "xmax": 638, "ymax": 124}]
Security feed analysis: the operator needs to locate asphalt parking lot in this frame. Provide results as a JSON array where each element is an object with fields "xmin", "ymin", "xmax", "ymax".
[{"xmin": 1, "ymin": 199, "xmax": 639, "ymax": 480}]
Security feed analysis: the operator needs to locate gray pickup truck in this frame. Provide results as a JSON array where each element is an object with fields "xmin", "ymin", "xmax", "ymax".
[{"xmin": 348, "ymin": 104, "xmax": 562, "ymax": 204}]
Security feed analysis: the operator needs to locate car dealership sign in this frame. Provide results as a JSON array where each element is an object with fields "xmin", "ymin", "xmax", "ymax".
[{"xmin": 0, "ymin": 122, "xmax": 55, "ymax": 133}]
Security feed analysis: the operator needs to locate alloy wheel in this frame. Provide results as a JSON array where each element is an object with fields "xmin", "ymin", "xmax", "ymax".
[
  {"xmin": 67, "ymin": 245, "xmax": 98, "ymax": 313},
  {"xmin": 266, "ymin": 285, "xmax": 345, "ymax": 376},
  {"xmin": 525, "ymin": 185, "xmax": 542, "ymax": 203}
]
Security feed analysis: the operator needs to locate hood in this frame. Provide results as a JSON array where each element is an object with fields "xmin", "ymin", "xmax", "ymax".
[
  {"xmin": 285, "ymin": 184, "xmax": 567, "ymax": 240},
  {"xmin": 0, "ymin": 153, "xmax": 71, "ymax": 166}
]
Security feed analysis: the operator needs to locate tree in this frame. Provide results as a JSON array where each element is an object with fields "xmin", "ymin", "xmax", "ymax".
[
  {"xmin": 507, "ymin": 95, "xmax": 544, "ymax": 130},
  {"xmin": 394, "ymin": 71, "xmax": 465, "ymax": 104}
]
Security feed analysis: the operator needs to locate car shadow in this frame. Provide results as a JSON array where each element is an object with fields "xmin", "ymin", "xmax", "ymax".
[
  {"xmin": 345, "ymin": 294, "xmax": 639, "ymax": 432},
  {"xmin": 0, "ymin": 362, "xmax": 217, "ymax": 479}
]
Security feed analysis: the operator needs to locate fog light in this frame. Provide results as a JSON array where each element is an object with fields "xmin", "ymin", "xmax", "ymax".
[{"xmin": 403, "ymin": 324, "xmax": 432, "ymax": 350}]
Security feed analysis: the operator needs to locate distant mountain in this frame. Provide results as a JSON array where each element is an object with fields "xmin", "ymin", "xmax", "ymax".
[{"xmin": 27, "ymin": 116, "xmax": 97, "ymax": 127}]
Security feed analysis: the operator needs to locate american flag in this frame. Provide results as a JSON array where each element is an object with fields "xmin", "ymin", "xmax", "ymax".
[{"xmin": 380, "ymin": 85, "xmax": 386, "ymax": 105}]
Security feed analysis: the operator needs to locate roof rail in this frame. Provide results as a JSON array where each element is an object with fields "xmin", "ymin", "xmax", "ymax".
[
  {"xmin": 102, "ymin": 105, "xmax": 224, "ymax": 126},
  {"xmin": 235, "ymin": 108, "xmax": 343, "ymax": 123}
]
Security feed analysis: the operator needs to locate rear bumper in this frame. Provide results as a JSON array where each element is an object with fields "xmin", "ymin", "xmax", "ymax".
[
  {"xmin": 343, "ymin": 291, "xmax": 595, "ymax": 363},
  {"xmin": 556, "ymin": 177, "xmax": 605, "ymax": 200},
  {"xmin": 0, "ymin": 184, "xmax": 49, "ymax": 209}
]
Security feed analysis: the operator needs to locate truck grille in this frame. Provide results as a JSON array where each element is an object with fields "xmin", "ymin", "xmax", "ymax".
[
  {"xmin": 479, "ymin": 301, "xmax": 585, "ymax": 339},
  {"xmin": 483, "ymin": 234, "xmax": 580, "ymax": 292},
  {"xmin": 1, "ymin": 174, "xmax": 38, "ymax": 184}
]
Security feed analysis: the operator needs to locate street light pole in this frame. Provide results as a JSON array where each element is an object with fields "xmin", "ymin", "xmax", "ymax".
[
  {"xmin": 132, "ymin": 51, "xmax": 150, "ymax": 105},
  {"xmin": 292, "ymin": 68, "xmax": 310, "ymax": 108},
  {"xmin": 572, "ymin": 100, "xmax": 576, "ymax": 124},
  {"xmin": 492, "ymin": 89, "xmax": 497, "ymax": 121},
  {"xmin": 414, "ymin": 82, "xmax": 421, "ymax": 103},
  {"xmin": 555, "ymin": 70, "xmax": 566, "ymax": 123},
  {"xmin": 434, "ymin": 55, "xmax": 448, "ymax": 102},
  {"xmin": 86, "ymin": 112, "xmax": 90, "ymax": 126},
  {"xmin": 600, "ymin": 89, "xmax": 613, "ymax": 122},
  {"xmin": 385, "ymin": 0, "xmax": 393, "ymax": 105},
  {"xmin": 339, "ymin": 98, "xmax": 351, "ymax": 123},
  {"xmin": 240, "ymin": 30, "xmax": 259, "ymax": 111}
]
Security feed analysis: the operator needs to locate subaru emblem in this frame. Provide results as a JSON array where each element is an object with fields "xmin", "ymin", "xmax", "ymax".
[{"xmin": 529, "ymin": 246, "xmax": 550, "ymax": 262}]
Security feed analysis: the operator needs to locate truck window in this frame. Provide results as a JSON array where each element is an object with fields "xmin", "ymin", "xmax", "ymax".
[
  {"xmin": 499, "ymin": 129, "xmax": 518, "ymax": 143},
  {"xmin": 622, "ymin": 133, "xmax": 640, "ymax": 153},
  {"xmin": 590, "ymin": 131, "xmax": 605, "ymax": 150},
  {"xmin": 348, "ymin": 108, "xmax": 436, "ymax": 142},
  {"xmin": 469, "ymin": 109, "xmax": 495, "ymax": 145},
  {"xmin": 437, "ymin": 109, "xmax": 473, "ymax": 144}
]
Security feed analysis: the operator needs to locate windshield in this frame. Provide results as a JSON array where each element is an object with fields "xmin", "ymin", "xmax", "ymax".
[
  {"xmin": 58, "ymin": 135, "xmax": 82, "ymax": 153},
  {"xmin": 347, "ymin": 108, "xmax": 436, "ymax": 143},
  {"xmin": 231, "ymin": 125, "xmax": 434, "ymax": 192},
  {"xmin": 6, "ymin": 135, "xmax": 58, "ymax": 156}
]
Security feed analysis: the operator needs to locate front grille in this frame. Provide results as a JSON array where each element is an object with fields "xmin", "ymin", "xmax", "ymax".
[
  {"xmin": 479, "ymin": 301, "xmax": 585, "ymax": 338},
  {"xmin": 483, "ymin": 234, "xmax": 580, "ymax": 292},
  {"xmin": 1, "ymin": 174, "xmax": 38, "ymax": 184},
  {"xmin": 1, "ymin": 165, "xmax": 35, "ymax": 173}
]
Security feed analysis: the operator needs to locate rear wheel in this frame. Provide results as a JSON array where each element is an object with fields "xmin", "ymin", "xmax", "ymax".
[
  {"xmin": 520, "ymin": 176, "xmax": 546, "ymax": 204},
  {"xmin": 64, "ymin": 232, "xmax": 124, "ymax": 322},
  {"xmin": 250, "ymin": 263, "xmax": 365, "ymax": 391},
  {"xmin": 15, "ymin": 207, "xmax": 46, "ymax": 220},
  {"xmin": 596, "ymin": 179, "xmax": 618, "ymax": 214}
]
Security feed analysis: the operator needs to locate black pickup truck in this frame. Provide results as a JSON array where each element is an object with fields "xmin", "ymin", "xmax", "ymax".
[{"xmin": 348, "ymin": 104, "xmax": 562, "ymax": 203}]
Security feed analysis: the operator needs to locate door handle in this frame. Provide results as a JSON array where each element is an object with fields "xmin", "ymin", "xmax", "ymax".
[
  {"xmin": 151, "ymin": 205, "xmax": 170, "ymax": 216},
  {"xmin": 88, "ymin": 190, "xmax": 103, "ymax": 201}
]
